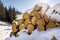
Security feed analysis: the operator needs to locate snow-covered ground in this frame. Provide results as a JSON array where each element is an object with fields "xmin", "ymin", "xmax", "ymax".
[
  {"xmin": 6, "ymin": 27, "xmax": 60, "ymax": 40},
  {"xmin": 0, "ymin": 21, "xmax": 12, "ymax": 40},
  {"xmin": 0, "ymin": 21, "xmax": 11, "ymax": 26}
]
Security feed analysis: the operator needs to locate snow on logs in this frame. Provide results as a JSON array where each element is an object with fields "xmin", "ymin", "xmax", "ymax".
[{"xmin": 10, "ymin": 3, "xmax": 60, "ymax": 37}]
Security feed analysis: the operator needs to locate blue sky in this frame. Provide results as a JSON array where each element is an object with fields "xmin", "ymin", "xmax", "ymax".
[{"xmin": 1, "ymin": 0, "xmax": 60, "ymax": 12}]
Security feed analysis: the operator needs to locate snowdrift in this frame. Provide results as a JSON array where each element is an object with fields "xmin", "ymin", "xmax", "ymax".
[{"xmin": 6, "ymin": 27, "xmax": 60, "ymax": 40}]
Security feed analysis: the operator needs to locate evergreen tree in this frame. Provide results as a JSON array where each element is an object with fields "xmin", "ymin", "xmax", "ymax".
[
  {"xmin": 8, "ymin": 6, "xmax": 16, "ymax": 23},
  {"xmin": 12, "ymin": 7, "xmax": 16, "ymax": 20},
  {"xmin": 8, "ymin": 6, "xmax": 12, "ymax": 23},
  {"xmin": 0, "ymin": 0, "xmax": 6, "ymax": 21},
  {"xmin": 4, "ymin": 7, "xmax": 9, "ymax": 22},
  {"xmin": 0, "ymin": 0, "xmax": 22, "ymax": 23}
]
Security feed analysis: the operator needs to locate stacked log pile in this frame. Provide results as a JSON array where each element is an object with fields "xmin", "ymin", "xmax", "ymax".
[{"xmin": 10, "ymin": 4, "xmax": 60, "ymax": 37}]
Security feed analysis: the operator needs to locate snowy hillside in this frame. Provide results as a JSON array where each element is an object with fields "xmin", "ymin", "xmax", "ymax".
[{"xmin": 46, "ymin": 3, "xmax": 60, "ymax": 22}]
